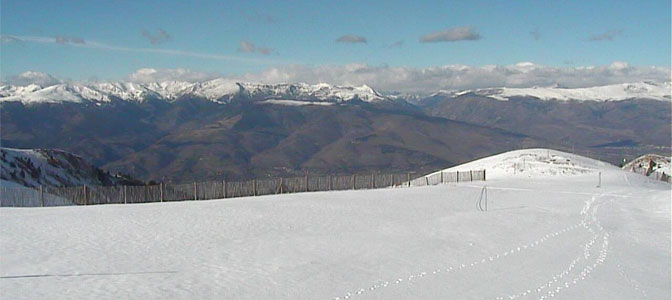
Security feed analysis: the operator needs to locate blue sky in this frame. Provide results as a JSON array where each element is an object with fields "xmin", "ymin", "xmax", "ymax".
[{"xmin": 1, "ymin": 0, "xmax": 670, "ymax": 83}]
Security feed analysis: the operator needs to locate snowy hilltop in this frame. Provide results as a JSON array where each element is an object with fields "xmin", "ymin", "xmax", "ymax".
[
  {"xmin": 622, "ymin": 154, "xmax": 671, "ymax": 183},
  {"xmin": 428, "ymin": 148, "xmax": 620, "ymax": 179}
]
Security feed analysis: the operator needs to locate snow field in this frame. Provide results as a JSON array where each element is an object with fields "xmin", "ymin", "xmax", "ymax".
[{"xmin": 1, "ymin": 150, "xmax": 669, "ymax": 299}]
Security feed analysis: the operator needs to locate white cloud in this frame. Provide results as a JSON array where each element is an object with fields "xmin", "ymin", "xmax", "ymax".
[
  {"xmin": 128, "ymin": 68, "xmax": 221, "ymax": 83},
  {"xmin": 5, "ymin": 71, "xmax": 63, "ymax": 86},
  {"xmin": 420, "ymin": 26, "xmax": 481, "ymax": 43}
]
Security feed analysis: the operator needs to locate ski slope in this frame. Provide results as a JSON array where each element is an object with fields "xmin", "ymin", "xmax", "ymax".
[{"xmin": 1, "ymin": 149, "xmax": 669, "ymax": 299}]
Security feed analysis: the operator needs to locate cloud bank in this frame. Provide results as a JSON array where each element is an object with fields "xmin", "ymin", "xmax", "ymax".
[
  {"xmin": 7, "ymin": 63, "xmax": 670, "ymax": 94},
  {"xmin": 128, "ymin": 68, "xmax": 221, "ymax": 83},
  {"xmin": 4, "ymin": 71, "xmax": 63, "ymax": 86}
]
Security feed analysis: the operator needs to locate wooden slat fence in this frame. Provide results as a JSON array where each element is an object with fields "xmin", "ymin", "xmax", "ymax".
[{"xmin": 1, "ymin": 170, "xmax": 485, "ymax": 207}]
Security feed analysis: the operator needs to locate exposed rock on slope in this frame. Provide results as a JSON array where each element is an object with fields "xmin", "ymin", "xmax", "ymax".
[
  {"xmin": 622, "ymin": 154, "xmax": 671, "ymax": 183},
  {"xmin": 0, "ymin": 147, "xmax": 140, "ymax": 187}
]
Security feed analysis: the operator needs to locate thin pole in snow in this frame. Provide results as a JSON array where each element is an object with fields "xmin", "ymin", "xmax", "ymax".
[{"xmin": 39, "ymin": 185, "xmax": 44, "ymax": 207}]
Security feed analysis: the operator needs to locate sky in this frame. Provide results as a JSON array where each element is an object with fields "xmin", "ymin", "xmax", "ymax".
[{"xmin": 1, "ymin": 0, "xmax": 670, "ymax": 91}]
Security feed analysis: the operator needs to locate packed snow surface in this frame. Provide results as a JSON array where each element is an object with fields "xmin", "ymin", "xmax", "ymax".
[{"xmin": 1, "ymin": 149, "xmax": 669, "ymax": 299}]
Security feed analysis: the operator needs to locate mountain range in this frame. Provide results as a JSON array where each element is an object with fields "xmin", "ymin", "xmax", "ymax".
[
  {"xmin": 1, "ymin": 78, "xmax": 669, "ymax": 183},
  {"xmin": 2, "ymin": 77, "xmax": 668, "ymax": 104}
]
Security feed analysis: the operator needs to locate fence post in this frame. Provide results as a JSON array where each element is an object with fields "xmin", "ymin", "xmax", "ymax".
[
  {"xmin": 352, "ymin": 174, "xmax": 356, "ymax": 190},
  {"xmin": 223, "ymin": 180, "xmax": 227, "ymax": 198},
  {"xmin": 328, "ymin": 176, "xmax": 332, "ymax": 191},
  {"xmin": 38, "ymin": 185, "xmax": 44, "ymax": 207},
  {"xmin": 124, "ymin": 185, "xmax": 127, "ymax": 204},
  {"xmin": 457, "ymin": 171, "xmax": 460, "ymax": 183},
  {"xmin": 194, "ymin": 182, "xmax": 197, "ymax": 201},
  {"xmin": 440, "ymin": 171, "xmax": 444, "ymax": 184},
  {"xmin": 279, "ymin": 177, "xmax": 283, "ymax": 194},
  {"xmin": 304, "ymin": 176, "xmax": 308, "ymax": 192},
  {"xmin": 484, "ymin": 170, "xmax": 486, "ymax": 181},
  {"xmin": 83, "ymin": 185, "xmax": 88, "ymax": 205},
  {"xmin": 253, "ymin": 179, "xmax": 257, "ymax": 196},
  {"xmin": 470, "ymin": 170, "xmax": 473, "ymax": 181},
  {"xmin": 425, "ymin": 176, "xmax": 429, "ymax": 186},
  {"xmin": 371, "ymin": 173, "xmax": 375, "ymax": 189},
  {"xmin": 407, "ymin": 172, "xmax": 411, "ymax": 187},
  {"xmin": 160, "ymin": 183, "xmax": 164, "ymax": 202}
]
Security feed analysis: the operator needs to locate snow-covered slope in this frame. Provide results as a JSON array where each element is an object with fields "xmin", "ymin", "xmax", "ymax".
[
  {"xmin": 237, "ymin": 82, "xmax": 387, "ymax": 103},
  {"xmin": 0, "ymin": 147, "xmax": 136, "ymax": 188},
  {"xmin": 1, "ymin": 149, "xmax": 669, "ymax": 299},
  {"xmin": 429, "ymin": 149, "xmax": 619, "ymax": 179},
  {"xmin": 468, "ymin": 82, "xmax": 671, "ymax": 101},
  {"xmin": 622, "ymin": 154, "xmax": 671, "ymax": 183},
  {"xmin": 0, "ymin": 78, "xmax": 391, "ymax": 104}
]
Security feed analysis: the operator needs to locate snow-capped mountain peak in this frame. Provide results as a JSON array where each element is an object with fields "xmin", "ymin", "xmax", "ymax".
[
  {"xmin": 235, "ymin": 82, "xmax": 388, "ymax": 103},
  {"xmin": 0, "ymin": 80, "xmax": 390, "ymax": 104}
]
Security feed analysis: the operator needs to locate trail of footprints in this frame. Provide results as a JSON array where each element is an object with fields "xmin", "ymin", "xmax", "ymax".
[
  {"xmin": 331, "ymin": 194, "xmax": 610, "ymax": 300},
  {"xmin": 494, "ymin": 195, "xmax": 610, "ymax": 299},
  {"xmin": 330, "ymin": 220, "xmax": 589, "ymax": 300},
  {"xmin": 615, "ymin": 263, "xmax": 650, "ymax": 300}
]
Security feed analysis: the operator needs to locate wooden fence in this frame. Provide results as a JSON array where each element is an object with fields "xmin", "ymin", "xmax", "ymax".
[{"xmin": 0, "ymin": 170, "xmax": 485, "ymax": 207}]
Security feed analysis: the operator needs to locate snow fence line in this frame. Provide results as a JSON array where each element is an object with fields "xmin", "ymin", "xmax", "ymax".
[{"xmin": 0, "ymin": 170, "xmax": 485, "ymax": 207}]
